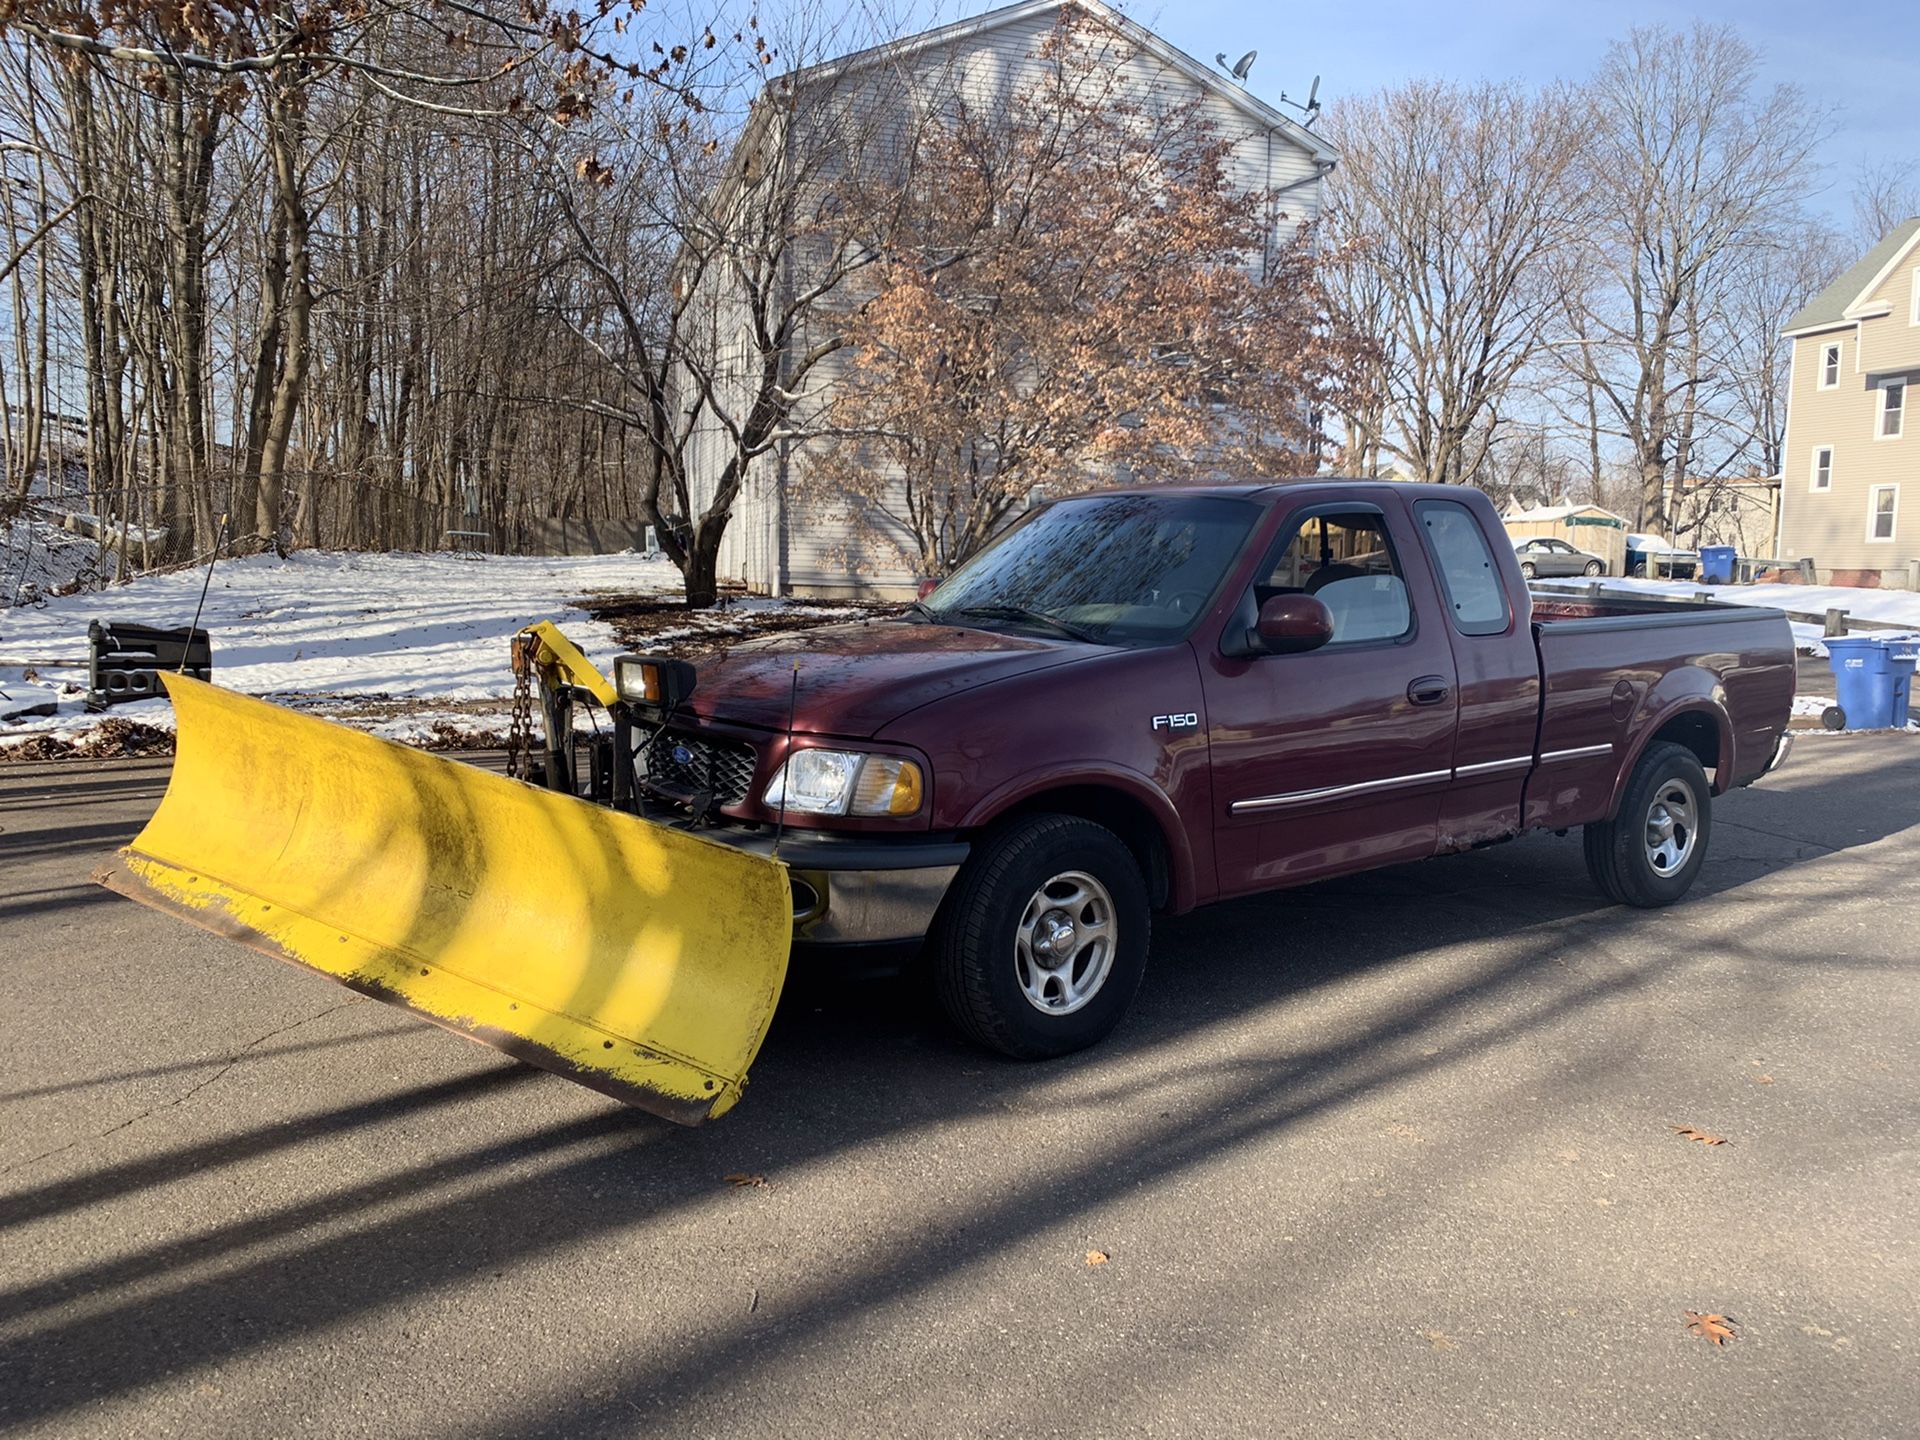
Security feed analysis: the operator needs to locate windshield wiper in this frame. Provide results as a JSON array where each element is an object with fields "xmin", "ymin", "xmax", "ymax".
[
  {"xmin": 946, "ymin": 604, "xmax": 1104, "ymax": 644},
  {"xmin": 903, "ymin": 600, "xmax": 941, "ymax": 624}
]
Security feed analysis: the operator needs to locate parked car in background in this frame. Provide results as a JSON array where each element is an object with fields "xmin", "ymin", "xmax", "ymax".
[
  {"xmin": 1625, "ymin": 534, "xmax": 1698, "ymax": 580},
  {"xmin": 1513, "ymin": 536, "xmax": 1606, "ymax": 579}
]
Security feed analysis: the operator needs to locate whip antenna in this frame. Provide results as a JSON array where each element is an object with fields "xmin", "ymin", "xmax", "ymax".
[{"xmin": 772, "ymin": 658, "xmax": 800, "ymax": 857}]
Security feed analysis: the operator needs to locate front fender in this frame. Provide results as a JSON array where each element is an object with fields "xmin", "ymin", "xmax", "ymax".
[{"xmin": 957, "ymin": 763, "xmax": 1201, "ymax": 913}]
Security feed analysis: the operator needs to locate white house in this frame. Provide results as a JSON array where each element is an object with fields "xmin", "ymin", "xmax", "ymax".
[{"xmin": 680, "ymin": 0, "xmax": 1337, "ymax": 600}]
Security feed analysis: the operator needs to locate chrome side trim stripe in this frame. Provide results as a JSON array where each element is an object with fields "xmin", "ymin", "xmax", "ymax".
[
  {"xmin": 1539, "ymin": 743, "xmax": 1613, "ymax": 764},
  {"xmin": 1453, "ymin": 755, "xmax": 1533, "ymax": 778},
  {"xmin": 1230, "ymin": 768, "xmax": 1454, "ymax": 815}
]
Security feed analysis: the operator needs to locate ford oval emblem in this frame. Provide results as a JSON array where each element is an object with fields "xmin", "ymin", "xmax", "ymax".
[{"xmin": 670, "ymin": 743, "xmax": 695, "ymax": 766}]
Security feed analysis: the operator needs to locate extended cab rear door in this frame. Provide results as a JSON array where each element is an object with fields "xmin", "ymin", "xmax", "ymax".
[
  {"xmin": 1202, "ymin": 496, "xmax": 1459, "ymax": 897},
  {"xmin": 1410, "ymin": 497, "xmax": 1542, "ymax": 847}
]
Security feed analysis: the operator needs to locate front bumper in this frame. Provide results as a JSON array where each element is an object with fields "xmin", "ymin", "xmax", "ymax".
[{"xmin": 638, "ymin": 800, "xmax": 966, "ymax": 945}]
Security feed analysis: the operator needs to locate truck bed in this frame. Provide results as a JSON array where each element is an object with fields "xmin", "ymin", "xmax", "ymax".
[{"xmin": 1524, "ymin": 591, "xmax": 1796, "ymax": 831}]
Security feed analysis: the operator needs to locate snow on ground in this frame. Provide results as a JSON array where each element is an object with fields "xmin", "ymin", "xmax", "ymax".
[
  {"xmin": 0, "ymin": 548, "xmax": 678, "ymax": 756},
  {"xmin": 1533, "ymin": 575, "xmax": 1920, "ymax": 658}
]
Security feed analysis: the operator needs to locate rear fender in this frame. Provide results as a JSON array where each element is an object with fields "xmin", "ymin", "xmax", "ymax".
[{"xmin": 1608, "ymin": 688, "xmax": 1735, "ymax": 817}]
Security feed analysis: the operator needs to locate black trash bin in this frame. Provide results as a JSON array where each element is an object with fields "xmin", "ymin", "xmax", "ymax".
[{"xmin": 87, "ymin": 620, "xmax": 212, "ymax": 710}]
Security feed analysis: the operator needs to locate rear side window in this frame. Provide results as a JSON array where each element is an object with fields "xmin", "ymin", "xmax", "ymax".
[{"xmin": 1416, "ymin": 501, "xmax": 1512, "ymax": 637}]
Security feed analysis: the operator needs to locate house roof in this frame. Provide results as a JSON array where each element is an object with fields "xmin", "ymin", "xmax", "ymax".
[
  {"xmin": 1783, "ymin": 217, "xmax": 1920, "ymax": 336},
  {"xmin": 783, "ymin": 0, "xmax": 1338, "ymax": 165}
]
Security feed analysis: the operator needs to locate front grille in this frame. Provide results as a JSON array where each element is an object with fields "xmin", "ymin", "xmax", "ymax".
[{"xmin": 637, "ymin": 727, "xmax": 759, "ymax": 806}]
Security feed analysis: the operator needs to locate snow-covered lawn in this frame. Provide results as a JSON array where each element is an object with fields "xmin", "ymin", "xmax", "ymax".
[{"xmin": 0, "ymin": 549, "xmax": 678, "ymax": 757}]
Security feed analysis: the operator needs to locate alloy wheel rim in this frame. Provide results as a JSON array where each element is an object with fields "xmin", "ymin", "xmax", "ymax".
[
  {"xmin": 1014, "ymin": 869, "xmax": 1117, "ymax": 1016},
  {"xmin": 1644, "ymin": 779, "xmax": 1698, "ymax": 877}
]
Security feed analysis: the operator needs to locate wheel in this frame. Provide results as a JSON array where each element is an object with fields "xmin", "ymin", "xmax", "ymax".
[
  {"xmin": 1630, "ymin": 563, "xmax": 1647, "ymax": 579},
  {"xmin": 1822, "ymin": 705, "xmax": 1847, "ymax": 731},
  {"xmin": 1582, "ymin": 742, "xmax": 1712, "ymax": 908},
  {"xmin": 931, "ymin": 814, "xmax": 1150, "ymax": 1059},
  {"xmin": 1583, "ymin": 560, "xmax": 1603, "ymax": 577},
  {"xmin": 1520, "ymin": 561, "xmax": 1537, "ymax": 581}
]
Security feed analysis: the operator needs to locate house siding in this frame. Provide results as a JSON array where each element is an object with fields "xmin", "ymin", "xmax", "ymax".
[
  {"xmin": 1856, "ymin": 259, "xmax": 1920, "ymax": 377},
  {"xmin": 1778, "ymin": 320, "xmax": 1920, "ymax": 583}
]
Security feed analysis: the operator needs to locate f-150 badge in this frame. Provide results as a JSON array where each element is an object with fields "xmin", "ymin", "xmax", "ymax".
[{"xmin": 1152, "ymin": 713, "xmax": 1199, "ymax": 731}]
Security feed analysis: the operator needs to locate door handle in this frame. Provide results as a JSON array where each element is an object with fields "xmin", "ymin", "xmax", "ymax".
[{"xmin": 1407, "ymin": 675, "xmax": 1451, "ymax": 706}]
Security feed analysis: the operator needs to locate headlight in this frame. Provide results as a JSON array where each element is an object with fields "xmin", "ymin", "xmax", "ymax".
[{"xmin": 763, "ymin": 749, "xmax": 925, "ymax": 817}]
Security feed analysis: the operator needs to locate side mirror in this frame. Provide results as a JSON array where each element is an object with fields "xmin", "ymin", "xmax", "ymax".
[{"xmin": 1253, "ymin": 594, "xmax": 1334, "ymax": 655}]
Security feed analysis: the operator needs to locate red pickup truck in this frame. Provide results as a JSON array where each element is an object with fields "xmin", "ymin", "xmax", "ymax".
[{"xmin": 601, "ymin": 481, "xmax": 1794, "ymax": 1061}]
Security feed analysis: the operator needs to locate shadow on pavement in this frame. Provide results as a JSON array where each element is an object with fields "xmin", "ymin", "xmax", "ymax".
[{"xmin": 0, "ymin": 738, "xmax": 1912, "ymax": 1428}]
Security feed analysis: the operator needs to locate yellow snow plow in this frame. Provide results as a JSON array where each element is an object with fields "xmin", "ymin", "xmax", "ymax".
[{"xmin": 94, "ymin": 650, "xmax": 792, "ymax": 1125}]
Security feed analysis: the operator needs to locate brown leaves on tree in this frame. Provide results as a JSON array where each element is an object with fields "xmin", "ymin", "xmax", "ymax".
[
  {"xmin": 1672, "ymin": 1126, "xmax": 1729, "ymax": 1146},
  {"xmin": 804, "ymin": 12, "xmax": 1360, "ymax": 577},
  {"xmin": 1683, "ymin": 1311, "xmax": 1737, "ymax": 1345}
]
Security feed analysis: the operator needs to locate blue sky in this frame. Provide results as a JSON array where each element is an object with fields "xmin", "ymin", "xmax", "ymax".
[{"xmin": 1125, "ymin": 0, "xmax": 1918, "ymax": 229}]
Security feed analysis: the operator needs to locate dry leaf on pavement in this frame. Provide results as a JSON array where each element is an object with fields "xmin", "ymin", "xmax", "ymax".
[
  {"xmin": 724, "ymin": 1173, "xmax": 769, "ymax": 1188},
  {"xmin": 1684, "ymin": 1311, "xmax": 1737, "ymax": 1345},
  {"xmin": 1085, "ymin": 1250, "xmax": 1110, "ymax": 1267},
  {"xmin": 1672, "ymin": 1126, "xmax": 1729, "ymax": 1145}
]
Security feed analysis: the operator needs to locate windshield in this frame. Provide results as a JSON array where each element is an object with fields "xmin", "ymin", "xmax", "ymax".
[{"xmin": 920, "ymin": 493, "xmax": 1262, "ymax": 644}]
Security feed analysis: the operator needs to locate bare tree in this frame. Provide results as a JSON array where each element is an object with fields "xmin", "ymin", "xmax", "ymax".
[
  {"xmin": 1564, "ymin": 24, "xmax": 1827, "ymax": 533},
  {"xmin": 531, "ymin": 7, "xmax": 939, "ymax": 605},
  {"xmin": 1851, "ymin": 159, "xmax": 1920, "ymax": 249},
  {"xmin": 1320, "ymin": 80, "xmax": 1585, "ymax": 484}
]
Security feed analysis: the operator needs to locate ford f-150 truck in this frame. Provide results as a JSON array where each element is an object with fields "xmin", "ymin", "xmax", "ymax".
[
  {"xmin": 595, "ymin": 480, "xmax": 1794, "ymax": 1061},
  {"xmin": 104, "ymin": 479, "xmax": 1798, "ymax": 1122}
]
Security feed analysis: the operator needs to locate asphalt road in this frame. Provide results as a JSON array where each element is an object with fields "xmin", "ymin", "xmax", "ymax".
[{"xmin": 1, "ymin": 740, "xmax": 1915, "ymax": 1439}]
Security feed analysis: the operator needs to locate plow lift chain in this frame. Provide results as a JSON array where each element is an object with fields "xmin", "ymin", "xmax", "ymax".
[{"xmin": 505, "ymin": 633, "xmax": 537, "ymax": 781}]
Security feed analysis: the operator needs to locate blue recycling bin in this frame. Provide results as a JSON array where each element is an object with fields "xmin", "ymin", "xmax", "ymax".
[
  {"xmin": 1823, "ymin": 635, "xmax": 1920, "ymax": 730},
  {"xmin": 1698, "ymin": 545, "xmax": 1737, "ymax": 585}
]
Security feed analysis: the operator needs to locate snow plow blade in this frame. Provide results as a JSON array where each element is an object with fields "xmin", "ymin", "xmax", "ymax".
[{"xmin": 93, "ymin": 676, "xmax": 791, "ymax": 1125}]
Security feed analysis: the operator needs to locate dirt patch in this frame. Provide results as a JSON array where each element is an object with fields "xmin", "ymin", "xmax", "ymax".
[
  {"xmin": 579, "ymin": 594, "xmax": 894, "ymax": 656},
  {"xmin": 4, "ymin": 717, "xmax": 176, "ymax": 761}
]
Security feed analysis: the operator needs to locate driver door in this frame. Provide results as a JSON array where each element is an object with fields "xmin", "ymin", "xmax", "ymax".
[{"xmin": 1203, "ymin": 498, "xmax": 1459, "ymax": 897}]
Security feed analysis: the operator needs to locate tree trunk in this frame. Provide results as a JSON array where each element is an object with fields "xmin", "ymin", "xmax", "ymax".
[{"xmin": 256, "ymin": 91, "xmax": 311, "ymax": 549}]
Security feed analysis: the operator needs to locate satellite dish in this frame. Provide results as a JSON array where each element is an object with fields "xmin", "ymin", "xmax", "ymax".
[
  {"xmin": 1231, "ymin": 50, "xmax": 1257, "ymax": 81},
  {"xmin": 1306, "ymin": 75, "xmax": 1321, "ymax": 110}
]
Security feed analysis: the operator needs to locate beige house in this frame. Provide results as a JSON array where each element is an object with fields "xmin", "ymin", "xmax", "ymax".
[
  {"xmin": 1667, "ymin": 473, "xmax": 1780, "ymax": 556},
  {"xmin": 1776, "ymin": 217, "xmax": 1920, "ymax": 586}
]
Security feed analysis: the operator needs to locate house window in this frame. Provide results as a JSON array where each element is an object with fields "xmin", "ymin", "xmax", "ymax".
[
  {"xmin": 1811, "ymin": 446, "xmax": 1833, "ymax": 491},
  {"xmin": 1882, "ymin": 381, "xmax": 1906, "ymax": 439},
  {"xmin": 1820, "ymin": 342, "xmax": 1841, "ymax": 389},
  {"xmin": 1868, "ymin": 485, "xmax": 1898, "ymax": 543}
]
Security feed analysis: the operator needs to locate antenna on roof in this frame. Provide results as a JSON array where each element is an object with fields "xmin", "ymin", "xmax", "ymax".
[
  {"xmin": 1214, "ymin": 49, "xmax": 1257, "ymax": 83},
  {"xmin": 1277, "ymin": 74, "xmax": 1323, "ymax": 126}
]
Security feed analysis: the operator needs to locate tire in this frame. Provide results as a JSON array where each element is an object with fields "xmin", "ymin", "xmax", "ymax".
[
  {"xmin": 1822, "ymin": 705, "xmax": 1847, "ymax": 731},
  {"xmin": 1583, "ymin": 560, "xmax": 1603, "ymax": 576},
  {"xmin": 1520, "ymin": 561, "xmax": 1537, "ymax": 581},
  {"xmin": 1630, "ymin": 564, "xmax": 1647, "ymax": 579},
  {"xmin": 1582, "ymin": 742, "xmax": 1712, "ymax": 908},
  {"xmin": 931, "ymin": 814, "xmax": 1150, "ymax": 1059}
]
